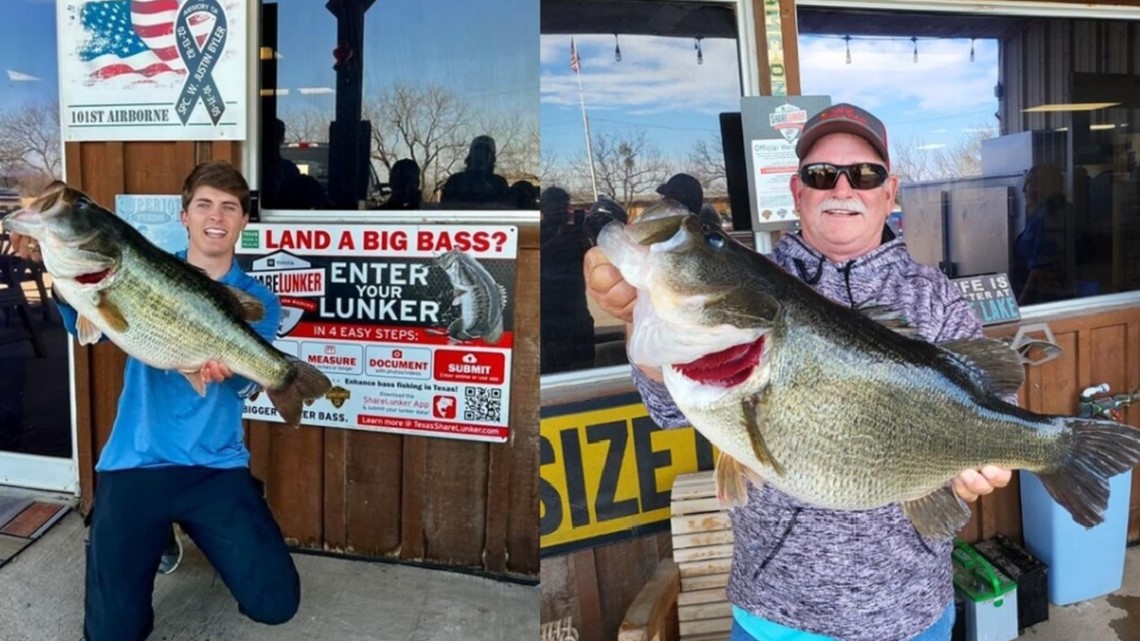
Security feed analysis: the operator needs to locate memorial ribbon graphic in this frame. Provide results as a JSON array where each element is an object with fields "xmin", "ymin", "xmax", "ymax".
[{"xmin": 174, "ymin": 0, "xmax": 228, "ymax": 126}]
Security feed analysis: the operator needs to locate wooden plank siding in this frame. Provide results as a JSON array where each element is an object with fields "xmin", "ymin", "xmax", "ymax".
[{"xmin": 65, "ymin": 140, "xmax": 540, "ymax": 579}]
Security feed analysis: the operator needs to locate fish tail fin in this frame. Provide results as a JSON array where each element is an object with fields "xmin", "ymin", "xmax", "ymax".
[
  {"xmin": 1037, "ymin": 418, "xmax": 1140, "ymax": 528},
  {"xmin": 266, "ymin": 357, "xmax": 332, "ymax": 427},
  {"xmin": 714, "ymin": 451, "xmax": 763, "ymax": 509}
]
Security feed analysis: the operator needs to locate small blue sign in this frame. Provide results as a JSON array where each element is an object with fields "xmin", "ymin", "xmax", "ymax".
[
  {"xmin": 952, "ymin": 273, "xmax": 1021, "ymax": 327},
  {"xmin": 115, "ymin": 194, "xmax": 187, "ymax": 255}
]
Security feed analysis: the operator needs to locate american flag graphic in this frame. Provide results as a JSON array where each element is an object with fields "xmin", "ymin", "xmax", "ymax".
[
  {"xmin": 77, "ymin": 0, "xmax": 215, "ymax": 81},
  {"xmin": 570, "ymin": 37, "xmax": 580, "ymax": 74}
]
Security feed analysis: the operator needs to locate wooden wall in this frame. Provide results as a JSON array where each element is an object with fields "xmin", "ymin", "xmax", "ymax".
[{"xmin": 66, "ymin": 140, "xmax": 540, "ymax": 579}]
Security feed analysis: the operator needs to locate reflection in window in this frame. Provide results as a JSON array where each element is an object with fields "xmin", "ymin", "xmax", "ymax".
[
  {"xmin": 0, "ymin": 0, "xmax": 71, "ymax": 460},
  {"xmin": 259, "ymin": 0, "xmax": 540, "ymax": 211},
  {"xmin": 539, "ymin": 1, "xmax": 742, "ymax": 376},
  {"xmin": 799, "ymin": 9, "xmax": 1140, "ymax": 307}
]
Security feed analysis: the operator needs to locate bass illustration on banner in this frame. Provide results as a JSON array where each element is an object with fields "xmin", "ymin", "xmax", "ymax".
[{"xmin": 434, "ymin": 248, "xmax": 508, "ymax": 346}]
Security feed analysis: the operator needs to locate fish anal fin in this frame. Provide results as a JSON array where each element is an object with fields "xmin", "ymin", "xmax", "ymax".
[
  {"xmin": 902, "ymin": 486, "xmax": 972, "ymax": 540},
  {"xmin": 180, "ymin": 369, "xmax": 208, "ymax": 397},
  {"xmin": 75, "ymin": 316, "xmax": 103, "ymax": 345},
  {"xmin": 96, "ymin": 295, "xmax": 128, "ymax": 333},
  {"xmin": 939, "ymin": 338, "xmax": 1025, "ymax": 396},
  {"xmin": 714, "ymin": 451, "xmax": 764, "ymax": 508},
  {"xmin": 223, "ymin": 285, "xmax": 265, "ymax": 322},
  {"xmin": 741, "ymin": 393, "xmax": 784, "ymax": 476}
]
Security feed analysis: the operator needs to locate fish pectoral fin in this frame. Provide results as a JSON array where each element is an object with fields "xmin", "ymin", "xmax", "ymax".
[
  {"xmin": 96, "ymin": 295, "xmax": 129, "ymax": 333},
  {"xmin": 223, "ymin": 285, "xmax": 265, "ymax": 322},
  {"xmin": 714, "ymin": 451, "xmax": 764, "ymax": 508},
  {"xmin": 75, "ymin": 315, "xmax": 103, "ymax": 345},
  {"xmin": 902, "ymin": 487, "xmax": 972, "ymax": 540},
  {"xmin": 938, "ymin": 338, "xmax": 1025, "ymax": 396},
  {"xmin": 180, "ymin": 368, "xmax": 208, "ymax": 397},
  {"xmin": 856, "ymin": 303, "xmax": 921, "ymax": 338},
  {"xmin": 741, "ymin": 393, "xmax": 784, "ymax": 476}
]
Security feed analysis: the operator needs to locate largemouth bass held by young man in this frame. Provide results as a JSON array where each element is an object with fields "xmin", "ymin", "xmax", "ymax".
[
  {"xmin": 2, "ymin": 182, "xmax": 330, "ymax": 427},
  {"xmin": 598, "ymin": 201, "xmax": 1140, "ymax": 539}
]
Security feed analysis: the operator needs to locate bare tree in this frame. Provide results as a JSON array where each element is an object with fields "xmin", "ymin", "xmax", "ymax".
[
  {"xmin": 279, "ymin": 107, "xmax": 329, "ymax": 143},
  {"xmin": 892, "ymin": 123, "xmax": 997, "ymax": 183},
  {"xmin": 586, "ymin": 130, "xmax": 674, "ymax": 212},
  {"xmin": 477, "ymin": 111, "xmax": 539, "ymax": 186},
  {"xmin": 363, "ymin": 84, "xmax": 473, "ymax": 202},
  {"xmin": 0, "ymin": 100, "xmax": 61, "ymax": 194},
  {"xmin": 688, "ymin": 133, "xmax": 727, "ymax": 195}
]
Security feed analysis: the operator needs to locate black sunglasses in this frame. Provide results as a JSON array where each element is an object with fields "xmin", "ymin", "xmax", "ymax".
[{"xmin": 798, "ymin": 163, "xmax": 889, "ymax": 190}]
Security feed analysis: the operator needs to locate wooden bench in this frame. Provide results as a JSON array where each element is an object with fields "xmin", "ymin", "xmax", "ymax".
[{"xmin": 620, "ymin": 471, "xmax": 732, "ymax": 641}]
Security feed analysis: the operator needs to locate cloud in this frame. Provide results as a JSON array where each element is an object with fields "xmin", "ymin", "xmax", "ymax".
[
  {"xmin": 540, "ymin": 34, "xmax": 740, "ymax": 117},
  {"xmin": 798, "ymin": 36, "xmax": 999, "ymax": 118},
  {"xmin": 7, "ymin": 69, "xmax": 41, "ymax": 82}
]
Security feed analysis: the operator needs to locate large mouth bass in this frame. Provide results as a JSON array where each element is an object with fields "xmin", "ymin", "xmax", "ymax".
[
  {"xmin": 436, "ymin": 248, "xmax": 507, "ymax": 345},
  {"xmin": 2, "ymin": 183, "xmax": 330, "ymax": 427},
  {"xmin": 598, "ymin": 200, "xmax": 1140, "ymax": 539}
]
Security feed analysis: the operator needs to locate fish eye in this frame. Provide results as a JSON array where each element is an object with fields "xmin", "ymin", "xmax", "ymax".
[{"xmin": 704, "ymin": 233, "xmax": 725, "ymax": 249}]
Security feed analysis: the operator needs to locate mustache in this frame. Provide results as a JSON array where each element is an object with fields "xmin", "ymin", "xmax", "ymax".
[{"xmin": 817, "ymin": 198, "xmax": 868, "ymax": 216}]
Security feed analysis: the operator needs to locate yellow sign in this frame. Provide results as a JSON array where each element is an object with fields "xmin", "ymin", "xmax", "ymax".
[{"xmin": 540, "ymin": 395, "xmax": 714, "ymax": 556}]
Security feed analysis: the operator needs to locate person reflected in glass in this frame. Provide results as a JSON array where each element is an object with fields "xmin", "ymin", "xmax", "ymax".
[
  {"xmin": 1011, "ymin": 163, "xmax": 1071, "ymax": 305},
  {"xmin": 507, "ymin": 180, "xmax": 538, "ymax": 210},
  {"xmin": 377, "ymin": 159, "xmax": 422, "ymax": 210},
  {"xmin": 439, "ymin": 135, "xmax": 510, "ymax": 209},
  {"xmin": 540, "ymin": 186, "xmax": 595, "ymax": 374}
]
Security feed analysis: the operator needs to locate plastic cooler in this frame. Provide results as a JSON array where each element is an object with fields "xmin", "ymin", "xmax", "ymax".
[{"xmin": 1019, "ymin": 469, "xmax": 1132, "ymax": 605}]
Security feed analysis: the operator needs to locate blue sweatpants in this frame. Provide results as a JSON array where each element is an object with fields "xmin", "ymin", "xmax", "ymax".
[{"xmin": 83, "ymin": 466, "xmax": 300, "ymax": 641}]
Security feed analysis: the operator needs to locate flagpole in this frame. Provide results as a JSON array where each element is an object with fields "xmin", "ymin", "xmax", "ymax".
[{"xmin": 571, "ymin": 38, "xmax": 599, "ymax": 198}]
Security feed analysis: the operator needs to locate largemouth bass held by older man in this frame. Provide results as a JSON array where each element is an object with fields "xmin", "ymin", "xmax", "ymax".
[{"xmin": 598, "ymin": 201, "xmax": 1140, "ymax": 540}]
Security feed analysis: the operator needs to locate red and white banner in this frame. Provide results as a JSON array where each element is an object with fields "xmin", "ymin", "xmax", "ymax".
[{"xmin": 236, "ymin": 223, "xmax": 517, "ymax": 443}]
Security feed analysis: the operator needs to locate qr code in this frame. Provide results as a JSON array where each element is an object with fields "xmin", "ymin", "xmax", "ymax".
[{"xmin": 464, "ymin": 387, "xmax": 503, "ymax": 422}]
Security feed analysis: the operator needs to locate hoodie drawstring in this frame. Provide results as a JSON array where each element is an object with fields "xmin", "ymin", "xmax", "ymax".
[
  {"xmin": 793, "ymin": 253, "xmax": 825, "ymax": 285},
  {"xmin": 838, "ymin": 260, "xmax": 857, "ymax": 306}
]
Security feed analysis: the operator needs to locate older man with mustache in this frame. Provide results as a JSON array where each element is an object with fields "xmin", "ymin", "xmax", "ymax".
[{"xmin": 585, "ymin": 103, "xmax": 1012, "ymax": 641}]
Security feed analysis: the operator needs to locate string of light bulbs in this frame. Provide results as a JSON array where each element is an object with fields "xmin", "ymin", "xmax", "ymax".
[{"xmin": 829, "ymin": 34, "xmax": 978, "ymax": 65}]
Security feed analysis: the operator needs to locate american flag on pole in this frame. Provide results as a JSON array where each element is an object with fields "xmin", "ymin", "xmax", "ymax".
[
  {"xmin": 570, "ymin": 37, "xmax": 581, "ymax": 74},
  {"xmin": 77, "ymin": 0, "xmax": 215, "ymax": 82}
]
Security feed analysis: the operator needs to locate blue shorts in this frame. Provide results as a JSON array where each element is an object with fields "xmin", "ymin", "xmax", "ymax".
[{"xmin": 730, "ymin": 602, "xmax": 955, "ymax": 641}]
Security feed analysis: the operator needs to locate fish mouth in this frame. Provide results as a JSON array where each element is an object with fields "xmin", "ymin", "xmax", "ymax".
[
  {"xmin": 672, "ymin": 336, "xmax": 765, "ymax": 387},
  {"xmin": 0, "ymin": 207, "xmax": 42, "ymax": 236}
]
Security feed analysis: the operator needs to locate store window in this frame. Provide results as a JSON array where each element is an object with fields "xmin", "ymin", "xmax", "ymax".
[
  {"xmin": 0, "ymin": 0, "xmax": 71, "ymax": 460},
  {"xmin": 540, "ymin": 0, "xmax": 744, "ymax": 375},
  {"xmin": 259, "ymin": 0, "xmax": 540, "ymax": 212},
  {"xmin": 797, "ymin": 8, "xmax": 1140, "ymax": 307}
]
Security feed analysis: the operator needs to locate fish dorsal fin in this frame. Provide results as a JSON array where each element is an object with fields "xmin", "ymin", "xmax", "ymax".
[
  {"xmin": 498, "ymin": 283, "xmax": 508, "ymax": 309},
  {"xmin": 223, "ymin": 286, "xmax": 265, "ymax": 322},
  {"xmin": 857, "ymin": 303, "xmax": 920, "ymax": 338},
  {"xmin": 938, "ymin": 337, "xmax": 1025, "ymax": 396}
]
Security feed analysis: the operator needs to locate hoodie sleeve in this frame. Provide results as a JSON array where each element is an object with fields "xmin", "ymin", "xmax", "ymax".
[{"xmin": 631, "ymin": 365, "xmax": 690, "ymax": 428}]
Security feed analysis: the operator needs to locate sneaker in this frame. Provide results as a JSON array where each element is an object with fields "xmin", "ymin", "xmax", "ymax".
[{"xmin": 157, "ymin": 526, "xmax": 183, "ymax": 575}]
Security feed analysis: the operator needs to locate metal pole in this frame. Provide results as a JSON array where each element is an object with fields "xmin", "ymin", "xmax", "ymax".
[{"xmin": 575, "ymin": 67, "xmax": 599, "ymax": 199}]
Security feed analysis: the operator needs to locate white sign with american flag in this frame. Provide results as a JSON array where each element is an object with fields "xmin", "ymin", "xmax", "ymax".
[{"xmin": 58, "ymin": 0, "xmax": 247, "ymax": 141}]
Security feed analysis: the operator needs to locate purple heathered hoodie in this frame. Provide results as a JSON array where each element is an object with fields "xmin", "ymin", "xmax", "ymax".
[{"xmin": 632, "ymin": 232, "xmax": 985, "ymax": 641}]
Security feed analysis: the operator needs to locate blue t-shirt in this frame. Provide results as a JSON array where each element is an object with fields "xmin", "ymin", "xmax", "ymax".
[{"xmin": 56, "ymin": 252, "xmax": 281, "ymax": 472}]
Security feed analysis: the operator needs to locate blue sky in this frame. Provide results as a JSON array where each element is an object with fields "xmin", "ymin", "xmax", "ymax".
[
  {"xmin": 274, "ymin": 0, "xmax": 539, "ymax": 124},
  {"xmin": 540, "ymin": 32, "xmax": 999, "ymax": 166},
  {"xmin": 1, "ymin": 0, "xmax": 59, "ymax": 107}
]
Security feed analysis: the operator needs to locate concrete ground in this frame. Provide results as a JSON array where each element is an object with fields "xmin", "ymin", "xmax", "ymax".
[{"xmin": 0, "ymin": 511, "xmax": 538, "ymax": 641}]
